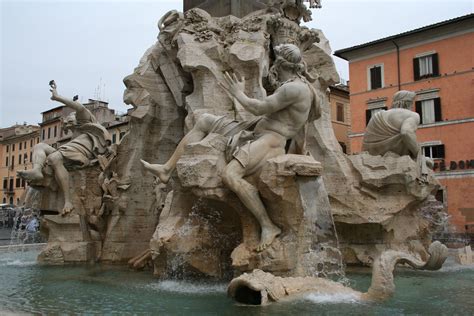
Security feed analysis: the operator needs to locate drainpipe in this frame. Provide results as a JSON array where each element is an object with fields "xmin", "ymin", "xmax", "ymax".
[{"xmin": 392, "ymin": 41, "xmax": 401, "ymax": 91}]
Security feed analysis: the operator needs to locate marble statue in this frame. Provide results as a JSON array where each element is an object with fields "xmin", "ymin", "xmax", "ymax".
[
  {"xmin": 18, "ymin": 81, "xmax": 111, "ymax": 215},
  {"xmin": 228, "ymin": 241, "xmax": 448, "ymax": 305},
  {"xmin": 362, "ymin": 90, "xmax": 431, "ymax": 181},
  {"xmin": 141, "ymin": 43, "xmax": 320, "ymax": 251},
  {"xmin": 23, "ymin": 3, "xmax": 449, "ymax": 304}
]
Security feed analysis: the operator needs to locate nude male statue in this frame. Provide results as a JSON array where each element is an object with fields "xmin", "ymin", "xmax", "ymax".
[
  {"xmin": 18, "ymin": 81, "xmax": 111, "ymax": 215},
  {"xmin": 141, "ymin": 44, "xmax": 320, "ymax": 251},
  {"xmin": 362, "ymin": 90, "xmax": 432, "ymax": 181}
]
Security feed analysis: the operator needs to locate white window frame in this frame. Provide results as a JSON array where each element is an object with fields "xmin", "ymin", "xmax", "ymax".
[
  {"xmin": 367, "ymin": 63, "xmax": 384, "ymax": 91},
  {"xmin": 421, "ymin": 141, "xmax": 444, "ymax": 159}
]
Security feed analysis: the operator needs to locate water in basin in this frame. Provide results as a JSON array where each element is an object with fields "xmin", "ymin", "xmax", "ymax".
[{"xmin": 1, "ymin": 250, "xmax": 473, "ymax": 314}]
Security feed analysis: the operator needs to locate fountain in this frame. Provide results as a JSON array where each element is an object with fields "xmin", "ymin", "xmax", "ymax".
[{"xmin": 8, "ymin": 0, "xmax": 471, "ymax": 312}]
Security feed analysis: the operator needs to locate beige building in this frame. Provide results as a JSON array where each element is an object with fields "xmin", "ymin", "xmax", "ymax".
[
  {"xmin": 0, "ymin": 124, "xmax": 40, "ymax": 206},
  {"xmin": 329, "ymin": 85, "xmax": 351, "ymax": 153}
]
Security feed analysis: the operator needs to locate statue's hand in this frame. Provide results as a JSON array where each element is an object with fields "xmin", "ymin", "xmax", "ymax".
[
  {"xmin": 49, "ymin": 80, "xmax": 58, "ymax": 101},
  {"xmin": 221, "ymin": 71, "xmax": 245, "ymax": 98}
]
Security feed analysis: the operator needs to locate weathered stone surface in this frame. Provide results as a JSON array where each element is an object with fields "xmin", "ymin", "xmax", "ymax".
[
  {"xmin": 228, "ymin": 242, "xmax": 447, "ymax": 305},
  {"xmin": 157, "ymin": 150, "xmax": 342, "ymax": 278}
]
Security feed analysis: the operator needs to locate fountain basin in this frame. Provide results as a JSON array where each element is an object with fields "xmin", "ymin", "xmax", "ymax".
[{"xmin": 1, "ymin": 250, "xmax": 473, "ymax": 314}]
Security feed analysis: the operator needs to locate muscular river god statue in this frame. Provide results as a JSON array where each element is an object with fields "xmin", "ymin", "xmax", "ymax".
[
  {"xmin": 142, "ymin": 43, "xmax": 320, "ymax": 251},
  {"xmin": 18, "ymin": 81, "xmax": 111, "ymax": 215},
  {"xmin": 18, "ymin": 3, "xmax": 450, "ymax": 306}
]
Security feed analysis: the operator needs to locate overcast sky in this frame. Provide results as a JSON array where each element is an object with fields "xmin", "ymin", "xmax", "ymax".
[{"xmin": 1, "ymin": 0, "xmax": 472, "ymax": 127}]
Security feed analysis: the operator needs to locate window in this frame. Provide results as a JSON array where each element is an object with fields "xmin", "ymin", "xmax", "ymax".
[
  {"xmin": 18, "ymin": 155, "xmax": 21, "ymax": 165},
  {"xmin": 119, "ymin": 132, "xmax": 126, "ymax": 140},
  {"xmin": 24, "ymin": 141, "xmax": 26, "ymax": 149},
  {"xmin": 15, "ymin": 178, "xmax": 21, "ymax": 188},
  {"xmin": 24, "ymin": 153, "xmax": 28, "ymax": 164},
  {"xmin": 48, "ymin": 127, "xmax": 51, "ymax": 139},
  {"xmin": 42, "ymin": 129, "xmax": 45, "ymax": 140},
  {"xmin": 9, "ymin": 197, "xmax": 13, "ymax": 205},
  {"xmin": 3, "ymin": 178, "xmax": 7, "ymax": 189},
  {"xmin": 19, "ymin": 142, "xmax": 22, "ymax": 150},
  {"xmin": 9, "ymin": 178, "xmax": 13, "ymax": 191},
  {"xmin": 336, "ymin": 103, "xmax": 344, "ymax": 122},
  {"xmin": 415, "ymin": 98, "xmax": 441, "ymax": 124},
  {"xmin": 368, "ymin": 64, "xmax": 383, "ymax": 90},
  {"xmin": 12, "ymin": 144, "xmax": 15, "ymax": 151},
  {"xmin": 30, "ymin": 139, "xmax": 33, "ymax": 147},
  {"xmin": 37, "ymin": 137, "xmax": 39, "ymax": 143},
  {"xmin": 112, "ymin": 134, "xmax": 117, "ymax": 144},
  {"xmin": 6, "ymin": 145, "xmax": 9, "ymax": 153},
  {"xmin": 366, "ymin": 106, "xmax": 388, "ymax": 125},
  {"xmin": 30, "ymin": 153, "xmax": 32, "ymax": 163},
  {"xmin": 422, "ymin": 144, "xmax": 445, "ymax": 159},
  {"xmin": 414, "ymin": 53, "xmax": 439, "ymax": 80},
  {"xmin": 54, "ymin": 126, "xmax": 57, "ymax": 138},
  {"xmin": 5, "ymin": 157, "xmax": 8, "ymax": 167}
]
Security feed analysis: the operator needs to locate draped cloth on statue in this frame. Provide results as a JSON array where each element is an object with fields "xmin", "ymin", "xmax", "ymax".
[
  {"xmin": 362, "ymin": 111, "xmax": 411, "ymax": 157},
  {"xmin": 58, "ymin": 123, "xmax": 111, "ymax": 168},
  {"xmin": 362, "ymin": 111, "xmax": 429, "ymax": 178}
]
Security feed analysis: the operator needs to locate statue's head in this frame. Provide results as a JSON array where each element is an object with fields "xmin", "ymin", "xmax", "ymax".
[
  {"xmin": 269, "ymin": 44, "xmax": 304, "ymax": 87},
  {"xmin": 62, "ymin": 112, "xmax": 77, "ymax": 133},
  {"xmin": 123, "ymin": 75, "xmax": 151, "ymax": 108},
  {"xmin": 392, "ymin": 90, "xmax": 416, "ymax": 109}
]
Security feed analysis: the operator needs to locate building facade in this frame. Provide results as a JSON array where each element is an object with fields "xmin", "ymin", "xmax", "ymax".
[
  {"xmin": 335, "ymin": 14, "xmax": 474, "ymax": 233},
  {"xmin": 329, "ymin": 85, "xmax": 351, "ymax": 153},
  {"xmin": 0, "ymin": 125, "xmax": 40, "ymax": 206}
]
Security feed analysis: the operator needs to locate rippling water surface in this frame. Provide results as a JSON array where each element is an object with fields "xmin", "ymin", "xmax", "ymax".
[{"xmin": 1, "ymin": 251, "xmax": 473, "ymax": 315}]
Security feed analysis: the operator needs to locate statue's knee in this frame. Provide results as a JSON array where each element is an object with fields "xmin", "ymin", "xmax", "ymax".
[
  {"xmin": 195, "ymin": 114, "xmax": 217, "ymax": 132},
  {"xmin": 34, "ymin": 143, "xmax": 48, "ymax": 152},
  {"xmin": 47, "ymin": 152, "xmax": 63, "ymax": 166},
  {"xmin": 222, "ymin": 167, "xmax": 238, "ymax": 189}
]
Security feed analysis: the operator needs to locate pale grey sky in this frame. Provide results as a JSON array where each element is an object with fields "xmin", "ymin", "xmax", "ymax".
[{"xmin": 1, "ymin": 0, "xmax": 472, "ymax": 127}]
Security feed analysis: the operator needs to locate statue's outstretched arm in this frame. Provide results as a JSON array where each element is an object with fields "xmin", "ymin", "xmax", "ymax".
[{"xmin": 49, "ymin": 81, "xmax": 85, "ymax": 112}]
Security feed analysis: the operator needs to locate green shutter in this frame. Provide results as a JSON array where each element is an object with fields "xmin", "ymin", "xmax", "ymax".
[
  {"xmin": 434, "ymin": 98, "xmax": 442, "ymax": 122},
  {"xmin": 413, "ymin": 58, "xmax": 420, "ymax": 81},
  {"xmin": 415, "ymin": 101, "xmax": 423, "ymax": 124}
]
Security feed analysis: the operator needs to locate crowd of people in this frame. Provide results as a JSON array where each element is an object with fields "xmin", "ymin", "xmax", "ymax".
[{"xmin": 0, "ymin": 207, "xmax": 43, "ymax": 244}]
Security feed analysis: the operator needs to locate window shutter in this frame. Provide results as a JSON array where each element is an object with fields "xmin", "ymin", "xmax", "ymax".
[
  {"xmin": 413, "ymin": 58, "xmax": 420, "ymax": 81},
  {"xmin": 432, "ymin": 53, "xmax": 439, "ymax": 76},
  {"xmin": 437, "ymin": 144, "xmax": 445, "ymax": 159},
  {"xmin": 366, "ymin": 109, "xmax": 372, "ymax": 126},
  {"xmin": 434, "ymin": 98, "xmax": 442, "ymax": 122},
  {"xmin": 370, "ymin": 67, "xmax": 377, "ymax": 89},
  {"xmin": 415, "ymin": 101, "xmax": 423, "ymax": 124},
  {"xmin": 375, "ymin": 67, "xmax": 382, "ymax": 88}
]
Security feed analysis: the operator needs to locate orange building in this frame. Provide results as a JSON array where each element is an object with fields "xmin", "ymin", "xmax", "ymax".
[
  {"xmin": 329, "ymin": 85, "xmax": 351, "ymax": 153},
  {"xmin": 335, "ymin": 14, "xmax": 474, "ymax": 233},
  {"xmin": 0, "ymin": 124, "xmax": 40, "ymax": 206}
]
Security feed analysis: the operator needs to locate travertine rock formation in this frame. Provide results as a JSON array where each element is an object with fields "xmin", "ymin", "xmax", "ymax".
[{"xmin": 28, "ymin": 3, "xmax": 447, "ymax": 293}]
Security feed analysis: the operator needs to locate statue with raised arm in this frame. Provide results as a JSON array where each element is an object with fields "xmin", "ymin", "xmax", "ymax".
[
  {"xmin": 18, "ymin": 81, "xmax": 111, "ymax": 215},
  {"xmin": 362, "ymin": 90, "xmax": 431, "ymax": 181},
  {"xmin": 141, "ymin": 44, "xmax": 320, "ymax": 251}
]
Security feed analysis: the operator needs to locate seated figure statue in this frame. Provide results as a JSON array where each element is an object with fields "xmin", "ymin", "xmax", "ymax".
[
  {"xmin": 141, "ymin": 44, "xmax": 321, "ymax": 251},
  {"xmin": 362, "ymin": 90, "xmax": 431, "ymax": 181},
  {"xmin": 18, "ymin": 81, "xmax": 111, "ymax": 215}
]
